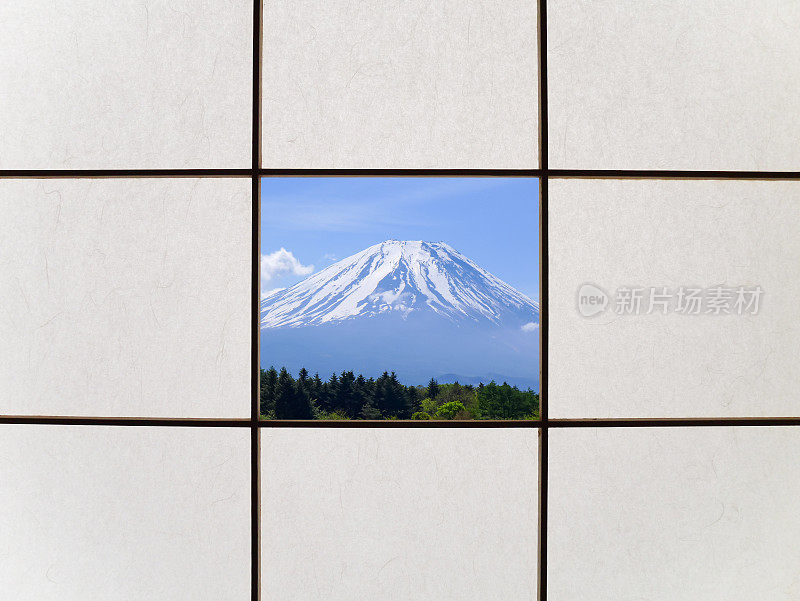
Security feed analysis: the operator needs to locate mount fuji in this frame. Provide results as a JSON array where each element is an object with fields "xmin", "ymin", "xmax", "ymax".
[{"xmin": 260, "ymin": 240, "xmax": 539, "ymax": 389}]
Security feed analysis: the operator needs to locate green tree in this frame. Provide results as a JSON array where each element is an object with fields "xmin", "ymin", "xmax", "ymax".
[
  {"xmin": 354, "ymin": 374, "xmax": 373, "ymax": 417},
  {"xmin": 262, "ymin": 365, "xmax": 538, "ymax": 421},
  {"xmin": 426, "ymin": 377, "xmax": 440, "ymax": 400},
  {"xmin": 319, "ymin": 373, "xmax": 339, "ymax": 413},
  {"xmin": 296, "ymin": 367, "xmax": 311, "ymax": 398},
  {"xmin": 274, "ymin": 368, "xmax": 314, "ymax": 419},
  {"xmin": 476, "ymin": 381, "xmax": 538, "ymax": 419},
  {"xmin": 273, "ymin": 368, "xmax": 295, "ymax": 419},
  {"xmin": 310, "ymin": 372, "xmax": 323, "ymax": 405},
  {"xmin": 260, "ymin": 366, "xmax": 278, "ymax": 416},
  {"xmin": 376, "ymin": 372, "xmax": 410, "ymax": 418},
  {"xmin": 435, "ymin": 401, "xmax": 466, "ymax": 420},
  {"xmin": 360, "ymin": 400, "xmax": 382, "ymax": 420},
  {"xmin": 421, "ymin": 397, "xmax": 437, "ymax": 415},
  {"xmin": 405, "ymin": 385, "xmax": 422, "ymax": 414},
  {"xmin": 337, "ymin": 370, "xmax": 363, "ymax": 418}
]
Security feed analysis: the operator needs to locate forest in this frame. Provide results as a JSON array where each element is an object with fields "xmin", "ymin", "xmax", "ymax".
[{"xmin": 260, "ymin": 367, "xmax": 539, "ymax": 420}]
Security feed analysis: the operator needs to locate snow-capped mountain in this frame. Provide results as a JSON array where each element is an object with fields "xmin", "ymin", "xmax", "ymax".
[
  {"xmin": 261, "ymin": 240, "xmax": 539, "ymax": 329},
  {"xmin": 260, "ymin": 240, "xmax": 539, "ymax": 389}
]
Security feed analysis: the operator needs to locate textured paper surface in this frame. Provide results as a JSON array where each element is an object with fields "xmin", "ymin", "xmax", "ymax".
[
  {"xmin": 548, "ymin": 0, "xmax": 800, "ymax": 170},
  {"xmin": 550, "ymin": 178, "xmax": 800, "ymax": 418},
  {"xmin": 261, "ymin": 428, "xmax": 539, "ymax": 600},
  {"xmin": 549, "ymin": 427, "xmax": 800, "ymax": 601},
  {"xmin": 0, "ymin": 179, "xmax": 251, "ymax": 418},
  {"xmin": 261, "ymin": 0, "xmax": 538, "ymax": 169},
  {"xmin": 0, "ymin": 1, "xmax": 252, "ymax": 169},
  {"xmin": 0, "ymin": 425, "xmax": 250, "ymax": 600}
]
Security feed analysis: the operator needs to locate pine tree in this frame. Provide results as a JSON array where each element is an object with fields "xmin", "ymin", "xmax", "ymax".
[
  {"xmin": 260, "ymin": 366, "xmax": 278, "ymax": 416},
  {"xmin": 273, "ymin": 368, "xmax": 314, "ymax": 419},
  {"xmin": 405, "ymin": 385, "xmax": 422, "ymax": 414},
  {"xmin": 320, "ymin": 373, "xmax": 339, "ymax": 413},
  {"xmin": 360, "ymin": 400, "xmax": 382, "ymax": 419},
  {"xmin": 354, "ymin": 374, "xmax": 373, "ymax": 417},
  {"xmin": 291, "ymin": 369, "xmax": 315, "ymax": 419},
  {"xmin": 296, "ymin": 368, "xmax": 311, "ymax": 401},
  {"xmin": 274, "ymin": 368, "xmax": 296, "ymax": 419},
  {"xmin": 376, "ymin": 371, "xmax": 410, "ymax": 418},
  {"xmin": 338, "ymin": 370, "xmax": 362, "ymax": 418},
  {"xmin": 311, "ymin": 372, "xmax": 323, "ymax": 405},
  {"xmin": 260, "ymin": 369, "xmax": 268, "ymax": 415},
  {"xmin": 427, "ymin": 377, "xmax": 439, "ymax": 401},
  {"xmin": 388, "ymin": 372, "xmax": 411, "ymax": 418}
]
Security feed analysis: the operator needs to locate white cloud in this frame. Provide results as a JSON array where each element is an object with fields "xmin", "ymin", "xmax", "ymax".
[
  {"xmin": 324, "ymin": 253, "xmax": 337, "ymax": 262},
  {"xmin": 521, "ymin": 322, "xmax": 539, "ymax": 333},
  {"xmin": 261, "ymin": 248, "xmax": 313, "ymax": 283}
]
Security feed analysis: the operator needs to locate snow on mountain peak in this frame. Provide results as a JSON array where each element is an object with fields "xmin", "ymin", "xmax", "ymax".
[{"xmin": 260, "ymin": 240, "xmax": 539, "ymax": 329}]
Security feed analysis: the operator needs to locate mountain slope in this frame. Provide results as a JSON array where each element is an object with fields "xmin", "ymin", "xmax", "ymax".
[
  {"xmin": 261, "ymin": 240, "xmax": 539, "ymax": 329},
  {"xmin": 260, "ymin": 240, "xmax": 539, "ymax": 388}
]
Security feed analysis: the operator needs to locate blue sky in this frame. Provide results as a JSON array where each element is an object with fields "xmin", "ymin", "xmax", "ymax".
[{"xmin": 260, "ymin": 177, "xmax": 539, "ymax": 300}]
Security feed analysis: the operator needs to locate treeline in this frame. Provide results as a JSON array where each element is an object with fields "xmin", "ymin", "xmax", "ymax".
[{"xmin": 260, "ymin": 367, "xmax": 539, "ymax": 420}]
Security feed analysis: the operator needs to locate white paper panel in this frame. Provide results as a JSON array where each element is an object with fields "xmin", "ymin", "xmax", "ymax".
[
  {"xmin": 0, "ymin": 178, "xmax": 251, "ymax": 418},
  {"xmin": 0, "ymin": 1, "xmax": 252, "ymax": 169},
  {"xmin": 0, "ymin": 425, "xmax": 250, "ymax": 600},
  {"xmin": 261, "ymin": 0, "xmax": 538, "ymax": 169},
  {"xmin": 261, "ymin": 428, "xmax": 539, "ymax": 600},
  {"xmin": 548, "ymin": 0, "xmax": 800, "ymax": 170},
  {"xmin": 549, "ymin": 427, "xmax": 800, "ymax": 601},
  {"xmin": 549, "ymin": 178, "xmax": 800, "ymax": 418}
]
